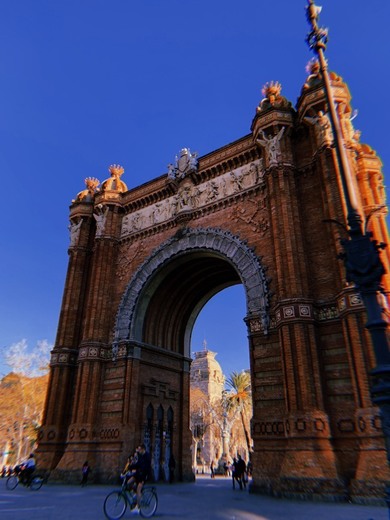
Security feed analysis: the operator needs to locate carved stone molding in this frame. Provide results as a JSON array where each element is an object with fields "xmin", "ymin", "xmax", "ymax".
[
  {"xmin": 50, "ymin": 348, "xmax": 78, "ymax": 367},
  {"xmin": 114, "ymin": 227, "xmax": 270, "ymax": 349},
  {"xmin": 337, "ymin": 291, "xmax": 363, "ymax": 315},
  {"xmin": 253, "ymin": 411, "xmax": 331, "ymax": 439},
  {"xmin": 143, "ymin": 378, "xmax": 178, "ymax": 400},
  {"xmin": 274, "ymin": 301, "xmax": 314, "ymax": 325}
]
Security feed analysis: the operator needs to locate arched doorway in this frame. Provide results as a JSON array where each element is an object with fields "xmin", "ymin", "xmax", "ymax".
[{"xmin": 113, "ymin": 227, "xmax": 269, "ymax": 481}]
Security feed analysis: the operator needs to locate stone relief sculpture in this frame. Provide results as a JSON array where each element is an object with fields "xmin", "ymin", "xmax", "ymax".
[
  {"xmin": 159, "ymin": 200, "xmax": 170, "ymax": 222},
  {"xmin": 116, "ymin": 240, "xmax": 146, "ymax": 282},
  {"xmin": 121, "ymin": 158, "xmax": 264, "ymax": 238},
  {"xmin": 304, "ymin": 111, "xmax": 333, "ymax": 147},
  {"xmin": 150, "ymin": 203, "xmax": 162, "ymax": 225},
  {"xmin": 256, "ymin": 127, "xmax": 285, "ymax": 167},
  {"xmin": 231, "ymin": 197, "xmax": 269, "ymax": 235},
  {"xmin": 230, "ymin": 170, "xmax": 244, "ymax": 192},
  {"xmin": 206, "ymin": 181, "xmax": 219, "ymax": 202},
  {"xmin": 248, "ymin": 163, "xmax": 258, "ymax": 184},
  {"xmin": 69, "ymin": 219, "xmax": 83, "ymax": 246},
  {"xmin": 167, "ymin": 163, "xmax": 176, "ymax": 180},
  {"xmin": 219, "ymin": 177, "xmax": 227, "ymax": 197},
  {"xmin": 178, "ymin": 185, "xmax": 192, "ymax": 210},
  {"xmin": 94, "ymin": 206, "xmax": 109, "ymax": 237},
  {"xmin": 167, "ymin": 148, "xmax": 198, "ymax": 180},
  {"xmin": 191, "ymin": 186, "xmax": 202, "ymax": 207},
  {"xmin": 171, "ymin": 194, "xmax": 180, "ymax": 216},
  {"xmin": 341, "ymin": 109, "xmax": 358, "ymax": 145}
]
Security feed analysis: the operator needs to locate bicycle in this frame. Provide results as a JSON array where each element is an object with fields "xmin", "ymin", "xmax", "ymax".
[
  {"xmin": 6, "ymin": 467, "xmax": 46, "ymax": 491},
  {"xmin": 103, "ymin": 477, "xmax": 158, "ymax": 519}
]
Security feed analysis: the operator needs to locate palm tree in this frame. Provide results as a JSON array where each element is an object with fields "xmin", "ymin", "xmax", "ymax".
[{"xmin": 226, "ymin": 370, "xmax": 252, "ymax": 456}]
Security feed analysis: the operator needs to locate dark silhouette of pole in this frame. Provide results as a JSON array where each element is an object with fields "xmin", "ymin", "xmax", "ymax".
[{"xmin": 305, "ymin": 0, "xmax": 390, "ymax": 512}]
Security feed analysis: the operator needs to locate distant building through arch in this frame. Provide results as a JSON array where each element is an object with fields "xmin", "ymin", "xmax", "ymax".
[
  {"xmin": 190, "ymin": 341, "xmax": 252, "ymax": 475},
  {"xmin": 190, "ymin": 342, "xmax": 224, "ymax": 474}
]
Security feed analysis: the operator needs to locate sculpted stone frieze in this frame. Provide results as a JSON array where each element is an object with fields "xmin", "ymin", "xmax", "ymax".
[{"xmin": 121, "ymin": 158, "xmax": 264, "ymax": 238}]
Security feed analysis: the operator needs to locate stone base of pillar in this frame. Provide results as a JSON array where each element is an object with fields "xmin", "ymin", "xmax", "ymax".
[
  {"xmin": 250, "ymin": 476, "xmax": 348, "ymax": 501},
  {"xmin": 349, "ymin": 479, "xmax": 387, "ymax": 505},
  {"xmin": 35, "ymin": 425, "xmax": 67, "ymax": 472},
  {"xmin": 35, "ymin": 444, "xmax": 65, "ymax": 474},
  {"xmin": 251, "ymin": 411, "xmax": 348, "ymax": 500},
  {"xmin": 353, "ymin": 407, "xmax": 390, "ymax": 480}
]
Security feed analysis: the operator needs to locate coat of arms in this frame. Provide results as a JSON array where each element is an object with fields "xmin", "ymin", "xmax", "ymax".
[{"xmin": 167, "ymin": 148, "xmax": 198, "ymax": 180}]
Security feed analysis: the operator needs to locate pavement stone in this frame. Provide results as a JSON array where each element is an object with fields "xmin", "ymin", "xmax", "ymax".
[{"xmin": 0, "ymin": 474, "xmax": 388, "ymax": 520}]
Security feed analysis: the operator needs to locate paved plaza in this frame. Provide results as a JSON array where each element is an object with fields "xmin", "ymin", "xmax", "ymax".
[{"xmin": 0, "ymin": 475, "xmax": 388, "ymax": 520}]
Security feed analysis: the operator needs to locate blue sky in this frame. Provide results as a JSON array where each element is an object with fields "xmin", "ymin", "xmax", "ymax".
[{"xmin": 0, "ymin": 1, "xmax": 389, "ymax": 378}]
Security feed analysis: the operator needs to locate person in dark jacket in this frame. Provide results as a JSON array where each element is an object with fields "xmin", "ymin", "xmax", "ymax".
[
  {"xmin": 236, "ymin": 455, "xmax": 247, "ymax": 489},
  {"xmin": 130, "ymin": 444, "xmax": 151, "ymax": 507},
  {"xmin": 81, "ymin": 461, "xmax": 90, "ymax": 486}
]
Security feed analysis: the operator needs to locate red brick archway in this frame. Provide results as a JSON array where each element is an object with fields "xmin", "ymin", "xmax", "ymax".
[{"xmin": 38, "ymin": 72, "xmax": 390, "ymax": 501}]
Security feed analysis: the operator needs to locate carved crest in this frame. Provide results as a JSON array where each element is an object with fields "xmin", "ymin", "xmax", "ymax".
[{"xmin": 167, "ymin": 147, "xmax": 198, "ymax": 180}]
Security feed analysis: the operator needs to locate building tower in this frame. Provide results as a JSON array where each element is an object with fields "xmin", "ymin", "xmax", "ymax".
[{"xmin": 190, "ymin": 341, "xmax": 224, "ymax": 471}]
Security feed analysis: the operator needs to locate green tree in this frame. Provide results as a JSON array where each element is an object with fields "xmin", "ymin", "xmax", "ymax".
[{"xmin": 226, "ymin": 370, "xmax": 252, "ymax": 456}]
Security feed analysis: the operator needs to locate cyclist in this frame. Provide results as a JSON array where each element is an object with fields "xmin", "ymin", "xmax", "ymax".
[
  {"xmin": 121, "ymin": 451, "xmax": 137, "ymax": 490},
  {"xmin": 20, "ymin": 453, "xmax": 36, "ymax": 485},
  {"xmin": 129, "ymin": 444, "xmax": 151, "ymax": 508}
]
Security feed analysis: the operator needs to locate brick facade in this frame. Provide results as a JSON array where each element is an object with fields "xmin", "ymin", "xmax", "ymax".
[{"xmin": 37, "ymin": 71, "xmax": 390, "ymax": 501}]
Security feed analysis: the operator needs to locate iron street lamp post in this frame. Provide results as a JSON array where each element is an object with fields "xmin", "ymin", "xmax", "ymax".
[{"xmin": 305, "ymin": 0, "xmax": 390, "ymax": 511}]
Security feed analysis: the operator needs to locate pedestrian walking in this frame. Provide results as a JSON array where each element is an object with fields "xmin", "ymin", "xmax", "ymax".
[
  {"xmin": 168, "ymin": 454, "xmax": 176, "ymax": 484},
  {"xmin": 236, "ymin": 455, "xmax": 247, "ymax": 489},
  {"xmin": 81, "ymin": 461, "xmax": 90, "ymax": 486}
]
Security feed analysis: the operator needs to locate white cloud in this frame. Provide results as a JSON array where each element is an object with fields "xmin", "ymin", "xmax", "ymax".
[{"xmin": 3, "ymin": 339, "xmax": 52, "ymax": 377}]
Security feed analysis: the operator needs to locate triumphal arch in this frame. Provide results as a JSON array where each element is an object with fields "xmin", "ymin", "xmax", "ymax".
[{"xmin": 38, "ymin": 64, "xmax": 390, "ymax": 501}]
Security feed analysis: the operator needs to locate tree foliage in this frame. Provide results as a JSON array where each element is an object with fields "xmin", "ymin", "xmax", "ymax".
[
  {"xmin": 0, "ymin": 372, "xmax": 49, "ymax": 465},
  {"xmin": 0, "ymin": 339, "xmax": 52, "ymax": 466},
  {"xmin": 189, "ymin": 370, "xmax": 253, "ymax": 468},
  {"xmin": 226, "ymin": 370, "xmax": 253, "ymax": 455}
]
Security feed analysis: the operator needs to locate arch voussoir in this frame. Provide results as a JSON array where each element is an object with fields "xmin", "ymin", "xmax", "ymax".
[{"xmin": 114, "ymin": 227, "xmax": 270, "ymax": 346}]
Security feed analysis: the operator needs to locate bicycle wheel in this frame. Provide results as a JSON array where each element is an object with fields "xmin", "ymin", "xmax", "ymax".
[
  {"xmin": 30, "ymin": 475, "xmax": 44, "ymax": 490},
  {"xmin": 139, "ymin": 488, "xmax": 158, "ymax": 518},
  {"xmin": 103, "ymin": 490, "xmax": 127, "ymax": 520},
  {"xmin": 6, "ymin": 475, "xmax": 19, "ymax": 490}
]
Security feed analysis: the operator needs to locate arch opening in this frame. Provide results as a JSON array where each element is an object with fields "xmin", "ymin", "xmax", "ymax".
[
  {"xmin": 191, "ymin": 285, "xmax": 249, "ymax": 377},
  {"xmin": 138, "ymin": 251, "xmax": 241, "ymax": 355},
  {"xmin": 115, "ymin": 227, "xmax": 270, "ymax": 357}
]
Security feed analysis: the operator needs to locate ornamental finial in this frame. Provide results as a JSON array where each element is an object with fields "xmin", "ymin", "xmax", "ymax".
[
  {"xmin": 108, "ymin": 164, "xmax": 125, "ymax": 177},
  {"xmin": 72, "ymin": 176, "xmax": 100, "ymax": 203},
  {"xmin": 256, "ymin": 81, "xmax": 291, "ymax": 113},
  {"xmin": 101, "ymin": 164, "xmax": 127, "ymax": 193},
  {"xmin": 261, "ymin": 81, "xmax": 282, "ymax": 102}
]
